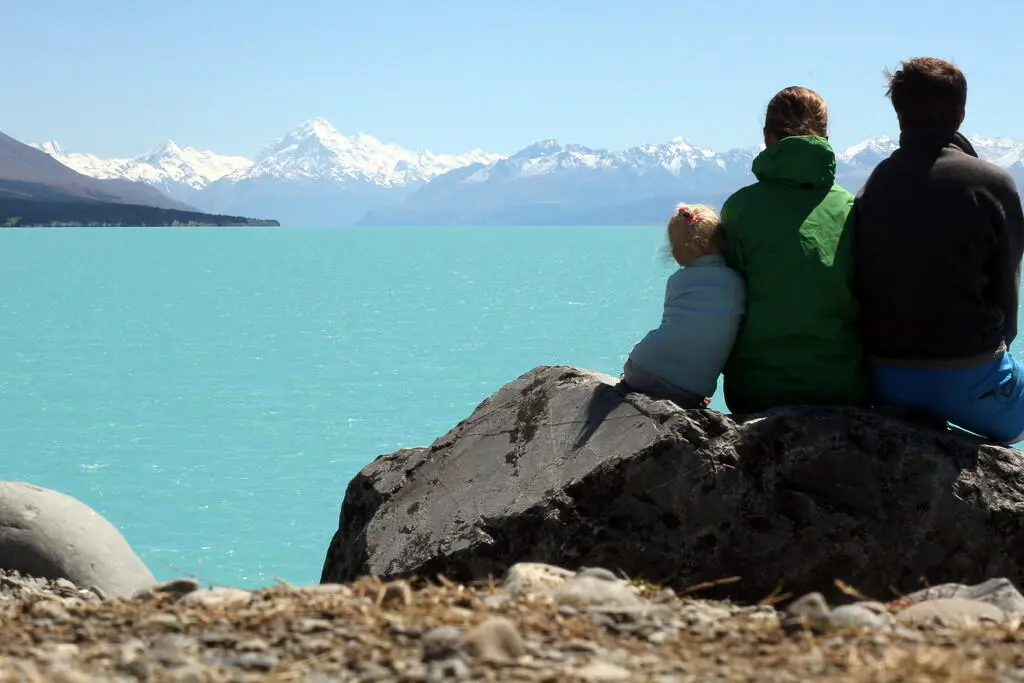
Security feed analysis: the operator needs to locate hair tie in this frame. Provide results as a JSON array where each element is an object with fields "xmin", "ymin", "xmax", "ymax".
[{"xmin": 677, "ymin": 206, "xmax": 698, "ymax": 225}]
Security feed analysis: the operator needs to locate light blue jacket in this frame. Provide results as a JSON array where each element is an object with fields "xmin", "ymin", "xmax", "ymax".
[{"xmin": 627, "ymin": 253, "xmax": 746, "ymax": 398}]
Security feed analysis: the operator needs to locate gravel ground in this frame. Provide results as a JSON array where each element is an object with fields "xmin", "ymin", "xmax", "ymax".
[{"xmin": 2, "ymin": 567, "xmax": 1024, "ymax": 682}]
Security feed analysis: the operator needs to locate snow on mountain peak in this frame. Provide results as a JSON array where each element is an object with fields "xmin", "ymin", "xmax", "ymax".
[
  {"xmin": 479, "ymin": 135, "xmax": 751, "ymax": 182},
  {"xmin": 238, "ymin": 117, "xmax": 506, "ymax": 186},
  {"xmin": 34, "ymin": 139, "xmax": 65, "ymax": 156},
  {"xmin": 131, "ymin": 141, "xmax": 253, "ymax": 188},
  {"xmin": 837, "ymin": 134, "xmax": 1024, "ymax": 169},
  {"xmin": 970, "ymin": 136, "xmax": 1024, "ymax": 167},
  {"xmin": 145, "ymin": 139, "xmax": 183, "ymax": 157},
  {"xmin": 838, "ymin": 136, "xmax": 897, "ymax": 163},
  {"xmin": 31, "ymin": 124, "xmax": 1023, "ymax": 207},
  {"xmin": 30, "ymin": 140, "xmax": 126, "ymax": 179},
  {"xmin": 33, "ymin": 138, "xmax": 253, "ymax": 190}
]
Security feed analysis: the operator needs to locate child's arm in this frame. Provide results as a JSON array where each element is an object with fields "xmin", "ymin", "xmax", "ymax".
[
  {"xmin": 661, "ymin": 268, "xmax": 693, "ymax": 323},
  {"xmin": 659, "ymin": 274, "xmax": 677, "ymax": 324}
]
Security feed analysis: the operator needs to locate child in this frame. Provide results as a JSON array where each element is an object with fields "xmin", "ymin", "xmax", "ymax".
[{"xmin": 622, "ymin": 203, "xmax": 746, "ymax": 408}]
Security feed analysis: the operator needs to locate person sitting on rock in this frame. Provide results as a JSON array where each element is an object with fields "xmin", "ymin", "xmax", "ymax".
[
  {"xmin": 854, "ymin": 57, "xmax": 1024, "ymax": 444},
  {"xmin": 622, "ymin": 203, "xmax": 745, "ymax": 408},
  {"xmin": 719, "ymin": 86, "xmax": 869, "ymax": 414}
]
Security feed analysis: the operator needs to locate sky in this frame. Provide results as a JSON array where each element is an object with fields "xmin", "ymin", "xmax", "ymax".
[{"xmin": 6, "ymin": 0, "xmax": 1024, "ymax": 159}]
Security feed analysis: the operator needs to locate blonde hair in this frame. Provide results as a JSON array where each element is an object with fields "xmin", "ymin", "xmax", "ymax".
[
  {"xmin": 665, "ymin": 203, "xmax": 721, "ymax": 266},
  {"xmin": 764, "ymin": 86, "xmax": 829, "ymax": 139}
]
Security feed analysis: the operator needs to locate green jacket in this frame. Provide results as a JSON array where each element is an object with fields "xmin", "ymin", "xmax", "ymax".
[{"xmin": 720, "ymin": 135, "xmax": 868, "ymax": 413}]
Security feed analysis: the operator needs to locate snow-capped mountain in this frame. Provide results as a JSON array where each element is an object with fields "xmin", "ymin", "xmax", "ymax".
[
  {"xmin": 835, "ymin": 135, "xmax": 1024, "ymax": 190},
  {"xmin": 838, "ymin": 135, "xmax": 1024, "ymax": 169},
  {"xmin": 229, "ymin": 117, "xmax": 502, "ymax": 186},
  {"xmin": 35, "ymin": 118, "xmax": 506, "ymax": 226},
  {"xmin": 359, "ymin": 137, "xmax": 766, "ymax": 226},
  {"xmin": 362, "ymin": 133, "xmax": 1024, "ymax": 226},
  {"xmin": 35, "ymin": 123, "xmax": 1024, "ymax": 227},
  {"xmin": 836, "ymin": 136, "xmax": 898, "ymax": 177},
  {"xmin": 459, "ymin": 137, "xmax": 759, "ymax": 185},
  {"xmin": 199, "ymin": 119, "xmax": 506, "ymax": 226},
  {"xmin": 31, "ymin": 140, "xmax": 252, "ymax": 199},
  {"xmin": 971, "ymin": 136, "xmax": 1024, "ymax": 167}
]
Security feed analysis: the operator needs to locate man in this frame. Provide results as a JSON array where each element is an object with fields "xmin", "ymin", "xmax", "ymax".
[{"xmin": 855, "ymin": 57, "xmax": 1024, "ymax": 443}]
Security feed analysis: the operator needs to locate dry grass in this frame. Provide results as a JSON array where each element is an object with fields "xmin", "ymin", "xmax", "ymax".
[{"xmin": 0, "ymin": 577, "xmax": 1021, "ymax": 681}]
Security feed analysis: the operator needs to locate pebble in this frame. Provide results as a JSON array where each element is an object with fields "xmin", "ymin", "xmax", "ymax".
[
  {"xmin": 575, "ymin": 660, "xmax": 633, "ymax": 682},
  {"xmin": 30, "ymin": 599, "xmax": 71, "ymax": 623},
  {"xmin": 462, "ymin": 617, "xmax": 525, "ymax": 662},
  {"xmin": 199, "ymin": 631, "xmax": 237, "ymax": 647},
  {"xmin": 547, "ymin": 573, "xmax": 643, "ymax": 612},
  {"xmin": 151, "ymin": 634, "xmax": 199, "ymax": 667},
  {"xmin": 85, "ymin": 585, "xmax": 108, "ymax": 601},
  {"xmin": 167, "ymin": 664, "xmax": 211, "ymax": 683},
  {"xmin": 482, "ymin": 593, "xmax": 509, "ymax": 609},
  {"xmin": 54, "ymin": 578, "xmax": 78, "ymax": 593},
  {"xmin": 303, "ymin": 637, "xmax": 334, "ymax": 655},
  {"xmin": 180, "ymin": 587, "xmax": 253, "ymax": 608},
  {"xmin": 237, "ymin": 637, "xmax": 269, "ymax": 652},
  {"xmin": 294, "ymin": 617, "xmax": 334, "ymax": 633},
  {"xmin": 117, "ymin": 640, "xmax": 151, "ymax": 679},
  {"xmin": 356, "ymin": 661, "xmax": 394, "ymax": 681},
  {"xmin": 142, "ymin": 612, "xmax": 184, "ymax": 631},
  {"xmin": 828, "ymin": 604, "xmax": 894, "ymax": 630},
  {"xmin": 900, "ymin": 577, "xmax": 1024, "ymax": 619},
  {"xmin": 896, "ymin": 597, "xmax": 1006, "ymax": 627},
  {"xmin": 784, "ymin": 592, "xmax": 832, "ymax": 633},
  {"xmin": 646, "ymin": 630, "xmax": 670, "ymax": 644},
  {"xmin": 235, "ymin": 651, "xmax": 279, "ymax": 671},
  {"xmin": 422, "ymin": 626, "xmax": 462, "ymax": 661},
  {"xmin": 36, "ymin": 643, "xmax": 80, "ymax": 663},
  {"xmin": 503, "ymin": 562, "xmax": 575, "ymax": 596},
  {"xmin": 428, "ymin": 656, "xmax": 469, "ymax": 681},
  {"xmin": 134, "ymin": 577, "xmax": 201, "ymax": 600},
  {"xmin": 289, "ymin": 583, "xmax": 354, "ymax": 596}
]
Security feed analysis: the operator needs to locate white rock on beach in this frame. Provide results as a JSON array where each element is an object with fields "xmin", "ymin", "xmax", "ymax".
[{"xmin": 0, "ymin": 481, "xmax": 155, "ymax": 599}]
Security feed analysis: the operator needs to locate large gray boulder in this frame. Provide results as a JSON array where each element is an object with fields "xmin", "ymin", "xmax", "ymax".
[
  {"xmin": 0, "ymin": 481, "xmax": 156, "ymax": 598},
  {"xmin": 320, "ymin": 365, "xmax": 1024, "ymax": 602}
]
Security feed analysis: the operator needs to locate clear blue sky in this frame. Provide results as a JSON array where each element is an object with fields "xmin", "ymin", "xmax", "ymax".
[{"xmin": 6, "ymin": 0, "xmax": 1024, "ymax": 158}]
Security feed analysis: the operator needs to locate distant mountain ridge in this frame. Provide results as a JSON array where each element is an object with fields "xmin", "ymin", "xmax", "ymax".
[
  {"xmin": 0, "ymin": 131, "xmax": 277, "ymax": 227},
  {"xmin": 34, "ymin": 120, "xmax": 1024, "ymax": 227},
  {"xmin": 33, "ymin": 139, "xmax": 253, "ymax": 191},
  {"xmin": 1, "ymin": 132, "xmax": 195, "ymax": 211}
]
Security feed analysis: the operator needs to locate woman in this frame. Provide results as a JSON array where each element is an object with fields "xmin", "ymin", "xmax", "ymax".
[{"xmin": 719, "ymin": 86, "xmax": 868, "ymax": 413}]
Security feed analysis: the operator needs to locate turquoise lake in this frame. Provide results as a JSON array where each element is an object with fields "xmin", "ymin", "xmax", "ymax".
[
  {"xmin": 1, "ymin": 225, "xmax": 702, "ymax": 588},
  {"xmin": 5, "ymin": 226, "xmax": 1014, "ymax": 588}
]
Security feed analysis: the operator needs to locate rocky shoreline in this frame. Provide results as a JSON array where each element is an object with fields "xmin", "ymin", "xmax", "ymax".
[{"xmin": 4, "ymin": 565, "xmax": 1024, "ymax": 682}]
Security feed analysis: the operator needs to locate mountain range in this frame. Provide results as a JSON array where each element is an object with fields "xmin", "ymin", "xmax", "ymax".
[
  {"xmin": 0, "ymin": 132, "xmax": 275, "ymax": 227},
  {"xmin": 32, "ymin": 119, "xmax": 1024, "ymax": 227}
]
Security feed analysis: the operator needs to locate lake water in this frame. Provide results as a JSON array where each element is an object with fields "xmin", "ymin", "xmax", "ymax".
[
  {"xmin": 3, "ymin": 226, "xmax": 1014, "ymax": 589},
  {"xmin": 1, "ymin": 225, "xmax": 696, "ymax": 588}
]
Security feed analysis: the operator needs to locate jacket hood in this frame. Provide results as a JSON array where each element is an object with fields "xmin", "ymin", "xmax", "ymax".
[{"xmin": 751, "ymin": 135, "xmax": 836, "ymax": 189}]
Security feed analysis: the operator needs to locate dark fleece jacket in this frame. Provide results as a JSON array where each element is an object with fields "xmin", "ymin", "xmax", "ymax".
[{"xmin": 854, "ymin": 129, "xmax": 1024, "ymax": 361}]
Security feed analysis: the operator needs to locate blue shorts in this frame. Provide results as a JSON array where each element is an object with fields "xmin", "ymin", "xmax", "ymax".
[{"xmin": 870, "ymin": 351, "xmax": 1024, "ymax": 444}]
